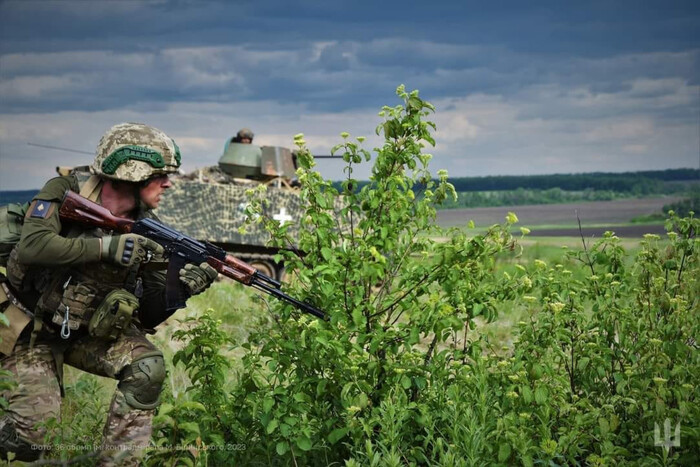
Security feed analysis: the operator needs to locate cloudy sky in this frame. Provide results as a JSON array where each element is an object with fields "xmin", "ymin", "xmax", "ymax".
[{"xmin": 0, "ymin": 0, "xmax": 698, "ymax": 190}]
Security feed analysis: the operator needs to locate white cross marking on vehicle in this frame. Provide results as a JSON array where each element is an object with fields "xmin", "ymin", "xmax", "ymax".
[{"xmin": 273, "ymin": 208, "xmax": 293, "ymax": 226}]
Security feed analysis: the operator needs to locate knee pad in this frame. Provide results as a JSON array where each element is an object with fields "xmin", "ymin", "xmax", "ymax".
[
  {"xmin": 0, "ymin": 417, "xmax": 40, "ymax": 462},
  {"xmin": 118, "ymin": 351, "xmax": 166, "ymax": 410}
]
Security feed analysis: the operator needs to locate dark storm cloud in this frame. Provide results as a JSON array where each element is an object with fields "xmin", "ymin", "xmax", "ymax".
[
  {"xmin": 0, "ymin": 0, "xmax": 698, "ymax": 189},
  {"xmin": 2, "ymin": 0, "xmax": 697, "ymax": 55},
  {"xmin": 1, "ymin": 0, "xmax": 697, "ymax": 115}
]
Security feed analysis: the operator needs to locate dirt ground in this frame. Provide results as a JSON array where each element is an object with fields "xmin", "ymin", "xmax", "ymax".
[{"xmin": 436, "ymin": 197, "xmax": 679, "ymax": 237}]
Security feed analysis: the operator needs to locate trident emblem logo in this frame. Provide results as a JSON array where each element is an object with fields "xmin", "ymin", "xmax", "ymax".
[{"xmin": 654, "ymin": 419, "xmax": 680, "ymax": 452}]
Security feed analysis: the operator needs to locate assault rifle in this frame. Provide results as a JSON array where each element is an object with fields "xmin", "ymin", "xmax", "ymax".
[{"xmin": 58, "ymin": 190, "xmax": 326, "ymax": 320}]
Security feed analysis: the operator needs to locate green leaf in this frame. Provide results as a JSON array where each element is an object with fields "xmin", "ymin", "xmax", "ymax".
[
  {"xmin": 208, "ymin": 433, "xmax": 225, "ymax": 446},
  {"xmin": 276, "ymin": 441, "xmax": 289, "ymax": 455},
  {"xmin": 179, "ymin": 401, "xmax": 206, "ymax": 412},
  {"xmin": 328, "ymin": 427, "xmax": 350, "ymax": 444},
  {"xmin": 158, "ymin": 403, "xmax": 174, "ymax": 416},
  {"xmin": 178, "ymin": 422, "xmax": 200, "ymax": 436},
  {"xmin": 535, "ymin": 386, "xmax": 548, "ymax": 405},
  {"xmin": 296, "ymin": 436, "xmax": 312, "ymax": 451},
  {"xmin": 321, "ymin": 247, "xmax": 334, "ymax": 261},
  {"xmin": 152, "ymin": 414, "xmax": 175, "ymax": 428},
  {"xmin": 280, "ymin": 423, "xmax": 292, "ymax": 436},
  {"xmin": 315, "ymin": 335, "xmax": 329, "ymax": 346},
  {"xmin": 263, "ymin": 397, "xmax": 274, "ymax": 413},
  {"xmin": 610, "ymin": 414, "xmax": 620, "ymax": 432},
  {"xmin": 498, "ymin": 443, "xmax": 512, "ymax": 462},
  {"xmin": 577, "ymin": 357, "xmax": 590, "ymax": 371},
  {"xmin": 316, "ymin": 380, "xmax": 328, "ymax": 397},
  {"xmin": 408, "ymin": 96, "xmax": 422, "ymax": 110},
  {"xmin": 266, "ymin": 418, "xmax": 279, "ymax": 434},
  {"xmin": 352, "ymin": 308, "xmax": 364, "ymax": 327},
  {"xmin": 356, "ymin": 393, "xmax": 369, "ymax": 409}
]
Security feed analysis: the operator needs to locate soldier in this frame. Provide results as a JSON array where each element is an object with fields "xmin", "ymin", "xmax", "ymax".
[
  {"xmin": 231, "ymin": 128, "xmax": 254, "ymax": 144},
  {"xmin": 0, "ymin": 123, "xmax": 218, "ymax": 465}
]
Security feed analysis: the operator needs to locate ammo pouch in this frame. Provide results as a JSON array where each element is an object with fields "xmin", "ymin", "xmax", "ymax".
[
  {"xmin": 50, "ymin": 282, "xmax": 97, "ymax": 336},
  {"xmin": 89, "ymin": 289, "xmax": 138, "ymax": 340}
]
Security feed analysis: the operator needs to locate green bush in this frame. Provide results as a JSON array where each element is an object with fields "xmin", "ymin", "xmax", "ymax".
[{"xmin": 149, "ymin": 87, "xmax": 699, "ymax": 466}]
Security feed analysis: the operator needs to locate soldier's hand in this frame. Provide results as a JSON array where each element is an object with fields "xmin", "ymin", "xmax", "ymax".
[
  {"xmin": 101, "ymin": 234, "xmax": 164, "ymax": 267},
  {"xmin": 179, "ymin": 262, "xmax": 218, "ymax": 295}
]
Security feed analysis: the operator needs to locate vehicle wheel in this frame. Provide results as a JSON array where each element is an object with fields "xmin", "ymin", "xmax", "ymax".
[{"xmin": 249, "ymin": 260, "xmax": 276, "ymax": 279}]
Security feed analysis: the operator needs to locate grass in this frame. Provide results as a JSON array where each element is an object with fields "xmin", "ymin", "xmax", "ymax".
[
  {"xmin": 448, "ymin": 222, "xmax": 669, "ymax": 235},
  {"xmin": 163, "ymin": 277, "xmax": 266, "ymax": 341},
  {"xmin": 629, "ymin": 213, "xmax": 667, "ymax": 224}
]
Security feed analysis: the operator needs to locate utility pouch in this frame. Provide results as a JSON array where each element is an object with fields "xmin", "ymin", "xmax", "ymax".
[
  {"xmin": 89, "ymin": 289, "xmax": 138, "ymax": 340},
  {"xmin": 51, "ymin": 282, "xmax": 96, "ymax": 337},
  {"xmin": 0, "ymin": 281, "xmax": 32, "ymax": 356}
]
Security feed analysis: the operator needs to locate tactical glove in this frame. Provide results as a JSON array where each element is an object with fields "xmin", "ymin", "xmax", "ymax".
[
  {"xmin": 101, "ymin": 234, "xmax": 164, "ymax": 268},
  {"xmin": 179, "ymin": 262, "xmax": 218, "ymax": 295}
]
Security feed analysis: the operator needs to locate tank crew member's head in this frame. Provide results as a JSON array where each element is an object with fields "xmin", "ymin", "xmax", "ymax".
[{"xmin": 232, "ymin": 128, "xmax": 254, "ymax": 144}]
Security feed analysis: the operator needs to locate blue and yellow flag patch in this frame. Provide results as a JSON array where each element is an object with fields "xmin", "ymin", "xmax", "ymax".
[{"xmin": 28, "ymin": 200, "xmax": 54, "ymax": 219}]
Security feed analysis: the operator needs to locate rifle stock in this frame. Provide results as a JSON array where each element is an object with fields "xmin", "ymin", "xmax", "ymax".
[
  {"xmin": 59, "ymin": 190, "xmax": 135, "ymax": 233},
  {"xmin": 58, "ymin": 190, "xmax": 326, "ymax": 320}
]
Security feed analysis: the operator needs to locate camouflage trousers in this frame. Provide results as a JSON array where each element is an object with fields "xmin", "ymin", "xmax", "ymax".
[{"xmin": 0, "ymin": 325, "xmax": 162, "ymax": 465}]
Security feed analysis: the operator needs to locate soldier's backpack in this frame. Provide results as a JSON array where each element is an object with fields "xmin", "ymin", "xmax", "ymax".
[{"xmin": 0, "ymin": 202, "xmax": 29, "ymax": 267}]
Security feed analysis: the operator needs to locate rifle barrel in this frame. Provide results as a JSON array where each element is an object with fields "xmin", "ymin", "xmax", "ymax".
[{"xmin": 252, "ymin": 280, "xmax": 327, "ymax": 320}]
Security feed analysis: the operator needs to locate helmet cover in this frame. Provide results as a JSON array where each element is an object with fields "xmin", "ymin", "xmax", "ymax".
[{"xmin": 92, "ymin": 122, "xmax": 181, "ymax": 183}]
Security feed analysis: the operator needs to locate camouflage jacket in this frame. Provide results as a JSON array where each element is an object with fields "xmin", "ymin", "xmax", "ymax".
[{"xmin": 6, "ymin": 175, "xmax": 168, "ymax": 337}]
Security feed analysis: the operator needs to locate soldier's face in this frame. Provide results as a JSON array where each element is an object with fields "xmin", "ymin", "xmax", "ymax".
[{"xmin": 140, "ymin": 174, "xmax": 172, "ymax": 208}]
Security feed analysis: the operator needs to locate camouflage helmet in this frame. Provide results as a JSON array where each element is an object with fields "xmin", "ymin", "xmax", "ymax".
[
  {"xmin": 237, "ymin": 128, "xmax": 254, "ymax": 141},
  {"xmin": 92, "ymin": 122, "xmax": 181, "ymax": 183}
]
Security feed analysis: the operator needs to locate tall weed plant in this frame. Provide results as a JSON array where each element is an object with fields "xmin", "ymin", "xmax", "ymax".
[{"xmin": 149, "ymin": 87, "xmax": 699, "ymax": 466}]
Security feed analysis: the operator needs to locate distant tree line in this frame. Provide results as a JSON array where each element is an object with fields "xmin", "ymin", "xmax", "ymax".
[
  {"xmin": 332, "ymin": 168, "xmax": 698, "ymax": 194},
  {"xmin": 439, "ymin": 187, "xmax": 624, "ymax": 209},
  {"xmin": 446, "ymin": 168, "xmax": 698, "ymax": 193}
]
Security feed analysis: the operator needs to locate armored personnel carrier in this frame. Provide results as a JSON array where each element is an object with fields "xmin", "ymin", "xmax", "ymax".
[{"xmin": 155, "ymin": 141, "xmax": 304, "ymax": 280}]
